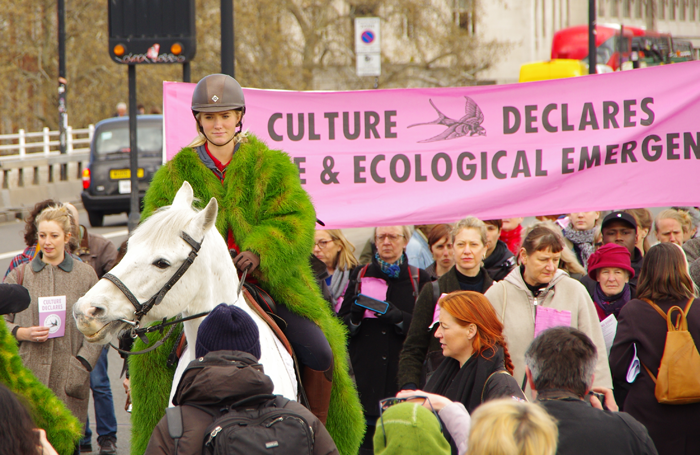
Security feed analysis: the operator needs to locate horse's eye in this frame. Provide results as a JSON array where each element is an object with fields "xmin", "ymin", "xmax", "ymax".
[{"xmin": 153, "ymin": 259, "xmax": 171, "ymax": 269}]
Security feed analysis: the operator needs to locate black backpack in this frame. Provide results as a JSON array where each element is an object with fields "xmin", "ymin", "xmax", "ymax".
[{"xmin": 167, "ymin": 393, "xmax": 315, "ymax": 455}]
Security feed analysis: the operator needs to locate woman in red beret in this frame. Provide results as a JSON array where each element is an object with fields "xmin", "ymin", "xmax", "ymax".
[{"xmin": 586, "ymin": 243, "xmax": 635, "ymax": 321}]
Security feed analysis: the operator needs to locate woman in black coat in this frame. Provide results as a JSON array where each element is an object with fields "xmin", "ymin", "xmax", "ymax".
[
  {"xmin": 609, "ymin": 243, "xmax": 700, "ymax": 455},
  {"xmin": 339, "ymin": 225, "xmax": 430, "ymax": 454},
  {"xmin": 398, "ymin": 217, "xmax": 495, "ymax": 390}
]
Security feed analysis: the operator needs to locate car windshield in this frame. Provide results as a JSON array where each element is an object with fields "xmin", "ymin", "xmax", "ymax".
[{"xmin": 95, "ymin": 124, "xmax": 162, "ymax": 156}]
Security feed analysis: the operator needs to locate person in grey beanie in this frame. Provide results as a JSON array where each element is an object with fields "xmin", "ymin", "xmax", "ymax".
[{"xmin": 145, "ymin": 303, "xmax": 338, "ymax": 455}]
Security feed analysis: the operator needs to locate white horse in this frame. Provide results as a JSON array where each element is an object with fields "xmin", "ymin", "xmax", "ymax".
[{"xmin": 73, "ymin": 181, "xmax": 297, "ymax": 403}]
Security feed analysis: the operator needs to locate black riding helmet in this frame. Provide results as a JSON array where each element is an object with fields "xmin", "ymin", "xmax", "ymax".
[{"xmin": 191, "ymin": 74, "xmax": 246, "ymax": 142}]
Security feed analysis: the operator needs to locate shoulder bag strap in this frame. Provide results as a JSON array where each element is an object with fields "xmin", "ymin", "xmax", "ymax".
[
  {"xmin": 354, "ymin": 265, "xmax": 369, "ymax": 296},
  {"xmin": 501, "ymin": 281, "xmax": 508, "ymax": 322},
  {"xmin": 639, "ymin": 298, "xmax": 683, "ymax": 384},
  {"xmin": 481, "ymin": 370, "xmax": 511, "ymax": 402},
  {"xmin": 17, "ymin": 263, "xmax": 26, "ymax": 286},
  {"xmin": 642, "ymin": 299, "xmax": 668, "ymax": 319},
  {"xmin": 685, "ymin": 298, "xmax": 695, "ymax": 314},
  {"xmin": 432, "ymin": 281, "xmax": 440, "ymax": 306},
  {"xmin": 409, "ymin": 266, "xmax": 420, "ymax": 303},
  {"xmin": 165, "ymin": 406, "xmax": 184, "ymax": 454}
]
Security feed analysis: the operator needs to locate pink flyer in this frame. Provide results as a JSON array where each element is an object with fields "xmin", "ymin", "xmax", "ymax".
[
  {"xmin": 534, "ymin": 306, "xmax": 571, "ymax": 338},
  {"xmin": 38, "ymin": 296, "xmax": 66, "ymax": 339}
]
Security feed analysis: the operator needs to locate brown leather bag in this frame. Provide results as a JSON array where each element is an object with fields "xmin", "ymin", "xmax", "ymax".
[{"xmin": 641, "ymin": 298, "xmax": 700, "ymax": 405}]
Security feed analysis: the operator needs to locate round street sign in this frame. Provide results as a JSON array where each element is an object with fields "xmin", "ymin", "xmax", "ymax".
[{"xmin": 361, "ymin": 30, "xmax": 375, "ymax": 44}]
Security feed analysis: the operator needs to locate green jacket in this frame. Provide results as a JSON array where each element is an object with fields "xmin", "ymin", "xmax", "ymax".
[{"xmin": 129, "ymin": 135, "xmax": 364, "ymax": 455}]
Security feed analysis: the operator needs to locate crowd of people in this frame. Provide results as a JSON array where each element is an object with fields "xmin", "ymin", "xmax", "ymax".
[
  {"xmin": 2, "ymin": 72, "xmax": 699, "ymax": 455},
  {"xmin": 315, "ymin": 206, "xmax": 700, "ymax": 454}
]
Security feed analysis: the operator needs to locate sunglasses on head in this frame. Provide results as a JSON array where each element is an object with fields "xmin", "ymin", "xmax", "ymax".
[{"xmin": 378, "ymin": 396, "xmax": 443, "ymax": 446}]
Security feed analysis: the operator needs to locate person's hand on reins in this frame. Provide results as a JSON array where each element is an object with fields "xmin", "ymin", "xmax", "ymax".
[{"xmin": 233, "ymin": 251, "xmax": 260, "ymax": 274}]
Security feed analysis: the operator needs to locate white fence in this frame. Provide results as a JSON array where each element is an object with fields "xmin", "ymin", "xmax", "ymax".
[
  {"xmin": 0, "ymin": 125, "xmax": 94, "ymax": 159},
  {"xmin": 0, "ymin": 126, "xmax": 95, "ymax": 208}
]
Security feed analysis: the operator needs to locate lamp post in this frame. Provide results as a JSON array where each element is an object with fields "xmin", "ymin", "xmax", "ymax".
[
  {"xmin": 221, "ymin": 0, "xmax": 234, "ymax": 77},
  {"xmin": 589, "ymin": 0, "xmax": 597, "ymax": 74},
  {"xmin": 58, "ymin": 0, "xmax": 68, "ymax": 180}
]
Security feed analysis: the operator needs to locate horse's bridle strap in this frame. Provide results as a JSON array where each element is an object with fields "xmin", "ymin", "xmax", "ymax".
[
  {"xmin": 103, "ymin": 230, "xmax": 203, "ymax": 322},
  {"xmin": 103, "ymin": 272, "xmax": 143, "ymax": 314}
]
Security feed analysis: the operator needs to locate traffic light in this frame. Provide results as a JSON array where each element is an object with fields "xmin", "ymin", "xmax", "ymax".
[{"xmin": 108, "ymin": 0, "xmax": 196, "ymax": 64}]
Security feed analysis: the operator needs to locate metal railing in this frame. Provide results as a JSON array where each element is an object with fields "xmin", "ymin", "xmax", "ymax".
[
  {"xmin": 0, "ymin": 126, "xmax": 94, "ymax": 193},
  {"xmin": 0, "ymin": 125, "xmax": 94, "ymax": 159}
]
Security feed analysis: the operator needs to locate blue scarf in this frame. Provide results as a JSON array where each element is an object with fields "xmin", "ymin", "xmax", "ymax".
[{"xmin": 375, "ymin": 252, "xmax": 403, "ymax": 279}]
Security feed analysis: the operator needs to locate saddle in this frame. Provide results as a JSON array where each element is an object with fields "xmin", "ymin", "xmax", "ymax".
[{"xmin": 169, "ymin": 285, "xmax": 293, "ymax": 362}]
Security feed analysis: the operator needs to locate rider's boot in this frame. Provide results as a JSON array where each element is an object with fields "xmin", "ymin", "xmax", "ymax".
[{"xmin": 302, "ymin": 357, "xmax": 333, "ymax": 425}]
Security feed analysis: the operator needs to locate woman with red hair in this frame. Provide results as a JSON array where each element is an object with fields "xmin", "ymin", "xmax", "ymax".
[{"xmin": 423, "ymin": 291, "xmax": 524, "ymax": 414}]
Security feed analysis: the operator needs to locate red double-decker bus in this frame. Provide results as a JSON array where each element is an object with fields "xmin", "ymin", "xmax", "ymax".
[
  {"xmin": 551, "ymin": 24, "xmax": 694, "ymax": 71},
  {"xmin": 551, "ymin": 25, "xmax": 634, "ymax": 71},
  {"xmin": 520, "ymin": 24, "xmax": 694, "ymax": 83}
]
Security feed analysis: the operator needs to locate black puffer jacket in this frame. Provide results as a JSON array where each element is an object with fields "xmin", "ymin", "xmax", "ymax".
[
  {"xmin": 145, "ymin": 351, "xmax": 338, "ymax": 455},
  {"xmin": 483, "ymin": 240, "xmax": 516, "ymax": 282}
]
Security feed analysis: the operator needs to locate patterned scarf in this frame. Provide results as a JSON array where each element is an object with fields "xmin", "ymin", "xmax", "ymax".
[
  {"xmin": 563, "ymin": 225, "xmax": 596, "ymax": 270},
  {"xmin": 593, "ymin": 283, "xmax": 632, "ymax": 318},
  {"xmin": 375, "ymin": 252, "xmax": 403, "ymax": 279}
]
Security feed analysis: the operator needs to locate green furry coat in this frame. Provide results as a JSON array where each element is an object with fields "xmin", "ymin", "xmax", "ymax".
[
  {"xmin": 131, "ymin": 135, "xmax": 364, "ymax": 454},
  {"xmin": 0, "ymin": 317, "xmax": 82, "ymax": 455}
]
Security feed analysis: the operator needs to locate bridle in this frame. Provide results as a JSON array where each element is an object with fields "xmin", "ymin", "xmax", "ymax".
[{"xmin": 102, "ymin": 230, "xmax": 211, "ymax": 355}]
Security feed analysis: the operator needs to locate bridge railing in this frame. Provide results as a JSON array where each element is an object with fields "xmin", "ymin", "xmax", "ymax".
[
  {"xmin": 0, "ymin": 127, "xmax": 94, "ymax": 209},
  {"xmin": 0, "ymin": 126, "xmax": 94, "ymax": 159}
]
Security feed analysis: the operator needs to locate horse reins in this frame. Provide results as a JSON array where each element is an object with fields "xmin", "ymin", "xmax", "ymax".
[{"xmin": 103, "ymin": 231, "xmax": 212, "ymax": 355}]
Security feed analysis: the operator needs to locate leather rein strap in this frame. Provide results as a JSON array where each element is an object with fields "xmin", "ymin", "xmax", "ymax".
[{"xmin": 104, "ymin": 231, "xmax": 206, "ymax": 356}]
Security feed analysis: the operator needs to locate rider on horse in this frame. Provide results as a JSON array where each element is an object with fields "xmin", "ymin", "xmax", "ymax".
[{"xmin": 131, "ymin": 74, "xmax": 364, "ymax": 454}]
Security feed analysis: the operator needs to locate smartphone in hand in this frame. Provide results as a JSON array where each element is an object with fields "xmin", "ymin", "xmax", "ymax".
[{"xmin": 355, "ymin": 294, "xmax": 389, "ymax": 314}]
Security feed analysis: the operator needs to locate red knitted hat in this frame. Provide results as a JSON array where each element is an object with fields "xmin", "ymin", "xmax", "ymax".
[{"xmin": 587, "ymin": 243, "xmax": 635, "ymax": 280}]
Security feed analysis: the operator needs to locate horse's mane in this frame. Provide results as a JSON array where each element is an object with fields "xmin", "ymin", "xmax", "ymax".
[{"xmin": 131, "ymin": 202, "xmax": 212, "ymax": 249}]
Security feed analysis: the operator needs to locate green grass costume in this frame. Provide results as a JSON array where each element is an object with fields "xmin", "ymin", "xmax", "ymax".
[
  {"xmin": 0, "ymin": 316, "xmax": 82, "ymax": 455},
  {"xmin": 130, "ymin": 135, "xmax": 365, "ymax": 454}
]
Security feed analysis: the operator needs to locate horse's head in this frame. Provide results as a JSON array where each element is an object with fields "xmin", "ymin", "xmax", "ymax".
[{"xmin": 74, "ymin": 181, "xmax": 225, "ymax": 344}]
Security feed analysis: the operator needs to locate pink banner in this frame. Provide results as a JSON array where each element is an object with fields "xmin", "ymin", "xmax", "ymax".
[{"xmin": 164, "ymin": 62, "xmax": 700, "ymax": 229}]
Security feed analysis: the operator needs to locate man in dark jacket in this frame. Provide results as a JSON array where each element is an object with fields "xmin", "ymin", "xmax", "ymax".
[
  {"xmin": 581, "ymin": 212, "xmax": 642, "ymax": 293},
  {"xmin": 0, "ymin": 283, "xmax": 30, "ymax": 315},
  {"xmin": 483, "ymin": 220, "xmax": 516, "ymax": 281},
  {"xmin": 145, "ymin": 304, "xmax": 338, "ymax": 455},
  {"xmin": 524, "ymin": 326, "xmax": 657, "ymax": 455}
]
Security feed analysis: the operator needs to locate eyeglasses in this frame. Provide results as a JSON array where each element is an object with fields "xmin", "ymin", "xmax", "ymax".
[
  {"xmin": 376, "ymin": 234, "xmax": 405, "ymax": 242},
  {"xmin": 314, "ymin": 239, "xmax": 334, "ymax": 249},
  {"xmin": 378, "ymin": 396, "xmax": 442, "ymax": 446}
]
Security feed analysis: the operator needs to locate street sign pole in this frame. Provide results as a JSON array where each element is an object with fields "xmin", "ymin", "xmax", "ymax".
[
  {"xmin": 108, "ymin": 0, "xmax": 197, "ymax": 233},
  {"xmin": 128, "ymin": 64, "xmax": 139, "ymax": 233},
  {"xmin": 58, "ymin": 0, "xmax": 68, "ymax": 180},
  {"xmin": 355, "ymin": 17, "xmax": 381, "ymax": 81}
]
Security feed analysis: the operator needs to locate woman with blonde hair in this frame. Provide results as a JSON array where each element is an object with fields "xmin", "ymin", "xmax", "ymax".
[
  {"xmin": 4, "ymin": 205, "xmax": 102, "ymax": 448},
  {"xmin": 467, "ymin": 398, "xmax": 558, "ymax": 455},
  {"xmin": 313, "ymin": 229, "xmax": 359, "ymax": 310}
]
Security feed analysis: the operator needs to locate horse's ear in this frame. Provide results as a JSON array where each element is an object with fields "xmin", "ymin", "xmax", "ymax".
[
  {"xmin": 195, "ymin": 197, "xmax": 218, "ymax": 233},
  {"xmin": 172, "ymin": 181, "xmax": 194, "ymax": 208}
]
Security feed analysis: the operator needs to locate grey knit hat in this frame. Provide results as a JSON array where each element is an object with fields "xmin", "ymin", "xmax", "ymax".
[{"xmin": 195, "ymin": 304, "xmax": 261, "ymax": 359}]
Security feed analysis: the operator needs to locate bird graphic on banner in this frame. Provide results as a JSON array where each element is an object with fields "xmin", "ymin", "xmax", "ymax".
[{"xmin": 409, "ymin": 96, "xmax": 486, "ymax": 142}]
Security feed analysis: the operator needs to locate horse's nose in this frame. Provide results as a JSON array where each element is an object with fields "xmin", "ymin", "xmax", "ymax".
[{"xmin": 86, "ymin": 305, "xmax": 107, "ymax": 319}]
